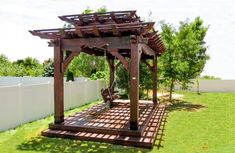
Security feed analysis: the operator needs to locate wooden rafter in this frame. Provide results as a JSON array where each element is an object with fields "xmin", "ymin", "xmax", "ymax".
[
  {"xmin": 140, "ymin": 44, "xmax": 155, "ymax": 56},
  {"xmin": 110, "ymin": 12, "xmax": 117, "ymax": 22},
  {"xmin": 126, "ymin": 10, "xmax": 137, "ymax": 20},
  {"xmin": 93, "ymin": 13, "xmax": 100, "ymax": 23},
  {"xmin": 60, "ymin": 36, "xmax": 131, "ymax": 51},
  {"xmin": 59, "ymin": 10, "xmax": 139, "ymax": 26},
  {"xmin": 92, "ymin": 25, "xmax": 100, "ymax": 36},
  {"xmin": 140, "ymin": 22, "xmax": 155, "ymax": 36},
  {"xmin": 75, "ymin": 27, "xmax": 84, "ymax": 37},
  {"xmin": 111, "ymin": 24, "xmax": 120, "ymax": 36}
]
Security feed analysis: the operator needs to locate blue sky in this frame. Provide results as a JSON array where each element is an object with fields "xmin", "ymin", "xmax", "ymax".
[{"xmin": 0, "ymin": 0, "xmax": 235, "ymax": 79}]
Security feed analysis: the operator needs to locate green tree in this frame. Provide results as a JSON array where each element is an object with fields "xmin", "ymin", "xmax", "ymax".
[
  {"xmin": 96, "ymin": 6, "xmax": 107, "ymax": 13},
  {"xmin": 66, "ymin": 69, "xmax": 74, "ymax": 81},
  {"xmin": 159, "ymin": 17, "xmax": 209, "ymax": 101},
  {"xmin": 116, "ymin": 61, "xmax": 153, "ymax": 99},
  {"xmin": 90, "ymin": 71, "xmax": 106, "ymax": 80},
  {"xmin": 43, "ymin": 58, "xmax": 54, "ymax": 77},
  {"xmin": 116, "ymin": 64, "xmax": 130, "ymax": 98},
  {"xmin": 140, "ymin": 62, "xmax": 153, "ymax": 99},
  {"xmin": 0, "ymin": 54, "xmax": 14, "ymax": 76},
  {"xmin": 83, "ymin": 7, "xmax": 93, "ymax": 14},
  {"xmin": 12, "ymin": 57, "xmax": 43, "ymax": 76},
  {"xmin": 200, "ymin": 75, "xmax": 220, "ymax": 80},
  {"xmin": 69, "ymin": 53, "xmax": 106, "ymax": 77}
]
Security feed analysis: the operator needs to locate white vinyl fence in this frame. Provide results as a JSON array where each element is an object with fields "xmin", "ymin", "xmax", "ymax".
[
  {"xmin": 175, "ymin": 80, "xmax": 235, "ymax": 92},
  {"xmin": 0, "ymin": 77, "xmax": 105, "ymax": 131}
]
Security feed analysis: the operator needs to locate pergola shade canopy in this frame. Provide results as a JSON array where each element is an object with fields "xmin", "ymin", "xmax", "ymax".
[{"xmin": 30, "ymin": 10, "xmax": 165, "ymax": 59}]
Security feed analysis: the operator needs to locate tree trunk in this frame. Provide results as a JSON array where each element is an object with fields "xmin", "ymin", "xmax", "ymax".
[
  {"xmin": 196, "ymin": 77, "xmax": 200, "ymax": 95},
  {"xmin": 169, "ymin": 78, "xmax": 174, "ymax": 102}
]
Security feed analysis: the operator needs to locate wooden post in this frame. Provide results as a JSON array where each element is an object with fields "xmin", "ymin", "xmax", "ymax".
[
  {"xmin": 108, "ymin": 59, "xmax": 115, "ymax": 92},
  {"xmin": 130, "ymin": 36, "xmax": 139, "ymax": 130},
  {"xmin": 54, "ymin": 39, "xmax": 64, "ymax": 124},
  {"xmin": 153, "ymin": 55, "xmax": 157, "ymax": 105}
]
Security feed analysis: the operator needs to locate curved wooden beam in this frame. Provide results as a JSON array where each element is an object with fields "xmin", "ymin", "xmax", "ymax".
[{"xmin": 61, "ymin": 51, "xmax": 80, "ymax": 73}]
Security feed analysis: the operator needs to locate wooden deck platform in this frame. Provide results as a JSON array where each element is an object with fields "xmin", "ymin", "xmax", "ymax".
[{"xmin": 42, "ymin": 100, "xmax": 167, "ymax": 148}]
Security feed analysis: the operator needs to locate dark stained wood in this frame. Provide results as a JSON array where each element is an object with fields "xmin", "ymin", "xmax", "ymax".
[
  {"xmin": 107, "ymin": 59, "xmax": 115, "ymax": 91},
  {"xmin": 42, "ymin": 102, "xmax": 167, "ymax": 149},
  {"xmin": 54, "ymin": 39, "xmax": 64, "ymax": 124},
  {"xmin": 140, "ymin": 22, "xmax": 155, "ymax": 36},
  {"xmin": 49, "ymin": 101, "xmax": 156, "ymax": 137},
  {"xmin": 75, "ymin": 27, "xmax": 84, "ymax": 37},
  {"xmin": 62, "ymin": 51, "xmax": 80, "ymax": 73},
  {"xmin": 111, "ymin": 24, "xmax": 120, "ymax": 36},
  {"xmin": 129, "ymin": 35, "xmax": 140, "ymax": 130},
  {"xmin": 30, "ymin": 10, "xmax": 166, "ymax": 149},
  {"xmin": 92, "ymin": 25, "xmax": 100, "ymax": 36},
  {"xmin": 149, "ymin": 32, "xmax": 160, "ymax": 39},
  {"xmin": 109, "ymin": 50, "xmax": 129, "ymax": 71},
  {"xmin": 59, "ymin": 10, "xmax": 139, "ymax": 26},
  {"xmin": 153, "ymin": 56, "xmax": 157, "ymax": 104},
  {"xmin": 140, "ymin": 44, "xmax": 155, "ymax": 56},
  {"xmin": 61, "ymin": 37, "xmax": 131, "ymax": 51},
  {"xmin": 30, "ymin": 11, "xmax": 165, "ymax": 55}
]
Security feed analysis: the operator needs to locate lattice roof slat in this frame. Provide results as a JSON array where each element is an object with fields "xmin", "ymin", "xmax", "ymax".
[
  {"xmin": 58, "ymin": 10, "xmax": 139, "ymax": 26},
  {"xmin": 30, "ymin": 10, "xmax": 165, "ymax": 55}
]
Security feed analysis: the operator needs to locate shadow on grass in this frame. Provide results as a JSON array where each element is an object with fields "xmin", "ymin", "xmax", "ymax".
[
  {"xmin": 165, "ymin": 99, "xmax": 207, "ymax": 112},
  {"xmin": 17, "ymin": 136, "xmax": 150, "ymax": 153}
]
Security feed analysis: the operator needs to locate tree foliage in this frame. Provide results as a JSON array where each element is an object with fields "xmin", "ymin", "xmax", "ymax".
[
  {"xmin": 0, "ymin": 54, "xmax": 13, "ymax": 76},
  {"xmin": 159, "ymin": 17, "xmax": 209, "ymax": 100},
  {"xmin": 68, "ymin": 53, "xmax": 106, "ymax": 78},
  {"xmin": 116, "ymin": 62, "xmax": 153, "ymax": 99},
  {"xmin": 200, "ymin": 75, "xmax": 220, "ymax": 80},
  {"xmin": 12, "ymin": 57, "xmax": 43, "ymax": 76},
  {"xmin": 43, "ymin": 58, "xmax": 54, "ymax": 77},
  {"xmin": 116, "ymin": 64, "xmax": 130, "ymax": 98},
  {"xmin": 0, "ymin": 54, "xmax": 43, "ymax": 77}
]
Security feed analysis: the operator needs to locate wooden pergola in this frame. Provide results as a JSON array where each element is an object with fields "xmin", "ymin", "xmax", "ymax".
[{"xmin": 30, "ymin": 10, "xmax": 167, "ymax": 148}]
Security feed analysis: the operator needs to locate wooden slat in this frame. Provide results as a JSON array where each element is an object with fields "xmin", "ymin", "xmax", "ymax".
[
  {"xmin": 140, "ymin": 44, "xmax": 155, "ymax": 56},
  {"xmin": 75, "ymin": 27, "xmax": 83, "ymax": 37},
  {"xmin": 140, "ymin": 22, "xmax": 155, "ymax": 36},
  {"xmin": 111, "ymin": 24, "xmax": 120, "ymax": 36},
  {"xmin": 92, "ymin": 25, "xmax": 100, "ymax": 36},
  {"xmin": 61, "ymin": 37, "xmax": 131, "ymax": 51},
  {"xmin": 42, "ymin": 102, "xmax": 167, "ymax": 149}
]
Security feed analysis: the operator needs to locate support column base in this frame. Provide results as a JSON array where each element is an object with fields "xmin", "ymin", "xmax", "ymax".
[
  {"xmin": 54, "ymin": 116, "xmax": 64, "ymax": 124},
  {"xmin": 153, "ymin": 98, "xmax": 157, "ymax": 106},
  {"xmin": 130, "ymin": 121, "xmax": 138, "ymax": 130}
]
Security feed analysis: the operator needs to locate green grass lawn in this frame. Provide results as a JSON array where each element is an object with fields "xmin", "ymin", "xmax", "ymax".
[{"xmin": 0, "ymin": 92, "xmax": 234, "ymax": 153}]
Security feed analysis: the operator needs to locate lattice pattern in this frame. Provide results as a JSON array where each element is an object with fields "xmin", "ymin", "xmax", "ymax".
[
  {"xmin": 59, "ymin": 10, "xmax": 140, "ymax": 26},
  {"xmin": 42, "ymin": 103, "xmax": 167, "ymax": 148},
  {"xmin": 29, "ymin": 10, "xmax": 165, "ymax": 54},
  {"xmin": 64, "ymin": 103, "xmax": 152, "ymax": 129}
]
